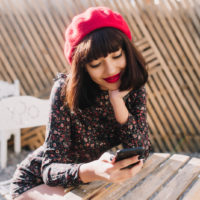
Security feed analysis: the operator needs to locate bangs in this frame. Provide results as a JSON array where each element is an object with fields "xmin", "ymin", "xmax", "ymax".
[{"xmin": 74, "ymin": 28, "xmax": 125, "ymax": 65}]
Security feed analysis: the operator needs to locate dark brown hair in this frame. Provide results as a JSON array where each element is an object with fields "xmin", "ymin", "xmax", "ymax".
[{"xmin": 62, "ymin": 27, "xmax": 148, "ymax": 110}]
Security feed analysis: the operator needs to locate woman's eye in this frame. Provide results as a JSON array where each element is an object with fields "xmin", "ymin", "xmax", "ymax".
[
  {"xmin": 90, "ymin": 62, "xmax": 101, "ymax": 68},
  {"xmin": 113, "ymin": 52, "xmax": 122, "ymax": 59}
]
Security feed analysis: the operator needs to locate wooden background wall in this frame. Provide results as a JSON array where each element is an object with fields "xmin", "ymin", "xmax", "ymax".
[{"xmin": 1, "ymin": 0, "xmax": 199, "ymax": 153}]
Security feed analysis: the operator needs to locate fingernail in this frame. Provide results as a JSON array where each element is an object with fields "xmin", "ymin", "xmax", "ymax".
[
  {"xmin": 139, "ymin": 155, "xmax": 144, "ymax": 160},
  {"xmin": 110, "ymin": 155, "xmax": 114, "ymax": 161}
]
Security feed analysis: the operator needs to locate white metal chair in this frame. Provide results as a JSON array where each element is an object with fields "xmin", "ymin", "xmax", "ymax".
[
  {"xmin": 0, "ymin": 80, "xmax": 21, "ymax": 169},
  {"xmin": 0, "ymin": 80, "xmax": 20, "ymax": 100},
  {"xmin": 0, "ymin": 96, "xmax": 50, "ymax": 168}
]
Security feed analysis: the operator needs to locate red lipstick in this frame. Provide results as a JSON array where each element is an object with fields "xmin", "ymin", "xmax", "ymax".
[{"xmin": 104, "ymin": 73, "xmax": 121, "ymax": 83}]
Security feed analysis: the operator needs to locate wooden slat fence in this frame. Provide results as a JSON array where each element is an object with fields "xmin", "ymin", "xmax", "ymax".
[{"xmin": 0, "ymin": 0, "xmax": 199, "ymax": 152}]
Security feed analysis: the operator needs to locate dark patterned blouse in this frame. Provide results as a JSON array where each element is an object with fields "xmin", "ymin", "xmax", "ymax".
[{"xmin": 10, "ymin": 73, "xmax": 151, "ymax": 199}]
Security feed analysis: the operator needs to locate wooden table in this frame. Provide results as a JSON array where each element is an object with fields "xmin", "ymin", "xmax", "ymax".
[{"xmin": 64, "ymin": 153, "xmax": 200, "ymax": 200}]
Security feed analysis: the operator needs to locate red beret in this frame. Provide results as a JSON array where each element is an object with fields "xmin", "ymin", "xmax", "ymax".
[{"xmin": 64, "ymin": 7, "xmax": 132, "ymax": 65}]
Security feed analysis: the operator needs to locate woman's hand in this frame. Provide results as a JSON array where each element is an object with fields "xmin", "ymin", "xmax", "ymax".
[
  {"xmin": 108, "ymin": 89, "xmax": 131, "ymax": 104},
  {"xmin": 79, "ymin": 152, "xmax": 143, "ymax": 184}
]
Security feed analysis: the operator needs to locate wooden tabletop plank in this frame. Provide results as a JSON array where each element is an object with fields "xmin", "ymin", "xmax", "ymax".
[
  {"xmin": 123, "ymin": 154, "xmax": 190, "ymax": 200},
  {"xmin": 91, "ymin": 153, "xmax": 171, "ymax": 200},
  {"xmin": 182, "ymin": 177, "xmax": 200, "ymax": 200},
  {"xmin": 153, "ymin": 157, "xmax": 200, "ymax": 200},
  {"xmin": 64, "ymin": 181, "xmax": 109, "ymax": 200}
]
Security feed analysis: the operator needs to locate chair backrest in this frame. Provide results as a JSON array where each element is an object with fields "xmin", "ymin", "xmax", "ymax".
[
  {"xmin": 0, "ymin": 80, "xmax": 20, "ymax": 101},
  {"xmin": 0, "ymin": 96, "xmax": 50, "ymax": 130}
]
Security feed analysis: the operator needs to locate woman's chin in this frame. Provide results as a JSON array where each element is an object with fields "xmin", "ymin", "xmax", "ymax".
[{"xmin": 100, "ymin": 83, "xmax": 120, "ymax": 91}]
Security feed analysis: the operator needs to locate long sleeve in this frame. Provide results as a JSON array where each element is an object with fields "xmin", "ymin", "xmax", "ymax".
[
  {"xmin": 118, "ymin": 86, "xmax": 151, "ymax": 159},
  {"xmin": 41, "ymin": 77, "xmax": 84, "ymax": 187}
]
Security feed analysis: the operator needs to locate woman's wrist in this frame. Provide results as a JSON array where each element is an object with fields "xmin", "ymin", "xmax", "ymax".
[{"xmin": 110, "ymin": 98, "xmax": 129, "ymax": 124}]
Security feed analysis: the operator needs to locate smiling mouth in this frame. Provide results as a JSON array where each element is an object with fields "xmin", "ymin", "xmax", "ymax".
[{"xmin": 103, "ymin": 73, "xmax": 121, "ymax": 83}]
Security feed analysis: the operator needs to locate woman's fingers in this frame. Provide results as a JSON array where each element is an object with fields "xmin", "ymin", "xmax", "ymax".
[
  {"xmin": 112, "ymin": 155, "xmax": 140, "ymax": 170},
  {"xmin": 108, "ymin": 89, "xmax": 132, "ymax": 99},
  {"xmin": 99, "ymin": 152, "xmax": 115, "ymax": 163},
  {"xmin": 110, "ymin": 160, "xmax": 143, "ymax": 183},
  {"xmin": 130, "ymin": 160, "xmax": 144, "ymax": 175},
  {"xmin": 119, "ymin": 89, "xmax": 132, "ymax": 98}
]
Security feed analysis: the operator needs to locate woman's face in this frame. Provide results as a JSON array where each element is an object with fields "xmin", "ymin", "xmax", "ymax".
[{"xmin": 86, "ymin": 48, "xmax": 126, "ymax": 91}]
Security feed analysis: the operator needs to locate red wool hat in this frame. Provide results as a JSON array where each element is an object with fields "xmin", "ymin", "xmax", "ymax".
[{"xmin": 64, "ymin": 6, "xmax": 132, "ymax": 65}]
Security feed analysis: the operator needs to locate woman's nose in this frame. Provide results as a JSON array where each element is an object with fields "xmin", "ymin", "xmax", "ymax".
[{"xmin": 104, "ymin": 60, "xmax": 116, "ymax": 75}]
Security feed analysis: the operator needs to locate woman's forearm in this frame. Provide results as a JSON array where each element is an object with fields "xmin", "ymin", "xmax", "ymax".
[{"xmin": 110, "ymin": 98, "xmax": 129, "ymax": 124}]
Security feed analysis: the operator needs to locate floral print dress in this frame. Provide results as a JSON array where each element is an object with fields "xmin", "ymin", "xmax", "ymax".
[{"xmin": 10, "ymin": 73, "xmax": 151, "ymax": 199}]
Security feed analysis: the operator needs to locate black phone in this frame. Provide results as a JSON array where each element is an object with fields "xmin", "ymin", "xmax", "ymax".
[{"xmin": 115, "ymin": 147, "xmax": 145, "ymax": 170}]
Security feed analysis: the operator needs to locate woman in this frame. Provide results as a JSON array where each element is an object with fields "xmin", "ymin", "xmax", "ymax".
[{"xmin": 10, "ymin": 6, "xmax": 151, "ymax": 199}]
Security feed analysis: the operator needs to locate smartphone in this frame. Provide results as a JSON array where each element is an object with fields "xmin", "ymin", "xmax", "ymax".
[{"xmin": 115, "ymin": 147, "xmax": 145, "ymax": 170}]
